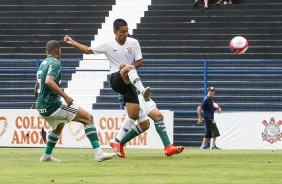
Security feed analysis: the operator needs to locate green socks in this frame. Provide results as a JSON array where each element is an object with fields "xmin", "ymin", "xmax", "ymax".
[
  {"xmin": 154, "ymin": 121, "xmax": 171, "ymax": 147},
  {"xmin": 45, "ymin": 132, "xmax": 59, "ymax": 154},
  {"xmin": 120, "ymin": 125, "xmax": 143, "ymax": 145}
]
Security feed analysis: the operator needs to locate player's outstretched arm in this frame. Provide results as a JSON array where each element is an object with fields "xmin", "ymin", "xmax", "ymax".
[{"xmin": 64, "ymin": 35, "xmax": 93, "ymax": 55}]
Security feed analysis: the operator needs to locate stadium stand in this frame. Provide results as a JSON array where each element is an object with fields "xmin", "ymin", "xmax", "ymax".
[
  {"xmin": 1, "ymin": 0, "xmax": 282, "ymax": 147},
  {"xmin": 0, "ymin": 0, "xmax": 115, "ymax": 59},
  {"xmin": 0, "ymin": 0, "xmax": 115, "ymax": 108}
]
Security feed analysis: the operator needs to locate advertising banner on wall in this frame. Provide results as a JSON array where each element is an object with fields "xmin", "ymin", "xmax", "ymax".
[
  {"xmin": 216, "ymin": 112, "xmax": 282, "ymax": 149},
  {"xmin": 0, "ymin": 110, "xmax": 174, "ymax": 149}
]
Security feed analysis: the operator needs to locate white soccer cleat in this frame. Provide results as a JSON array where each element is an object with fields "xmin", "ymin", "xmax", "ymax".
[
  {"xmin": 142, "ymin": 87, "xmax": 151, "ymax": 101},
  {"xmin": 40, "ymin": 155, "xmax": 61, "ymax": 162},
  {"xmin": 95, "ymin": 152, "xmax": 117, "ymax": 162}
]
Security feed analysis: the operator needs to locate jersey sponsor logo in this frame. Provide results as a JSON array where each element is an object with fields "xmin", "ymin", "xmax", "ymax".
[
  {"xmin": 37, "ymin": 109, "xmax": 47, "ymax": 113},
  {"xmin": 261, "ymin": 117, "xmax": 282, "ymax": 144},
  {"xmin": 113, "ymin": 49, "xmax": 118, "ymax": 52}
]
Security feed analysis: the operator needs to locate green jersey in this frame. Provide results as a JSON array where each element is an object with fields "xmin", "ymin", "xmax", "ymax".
[{"xmin": 36, "ymin": 55, "xmax": 62, "ymax": 116}]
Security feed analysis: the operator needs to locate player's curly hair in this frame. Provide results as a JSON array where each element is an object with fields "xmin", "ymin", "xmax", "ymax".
[{"xmin": 113, "ymin": 19, "xmax": 127, "ymax": 30}]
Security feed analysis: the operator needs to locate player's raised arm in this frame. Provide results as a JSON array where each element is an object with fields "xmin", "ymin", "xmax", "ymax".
[{"xmin": 64, "ymin": 35, "xmax": 93, "ymax": 54}]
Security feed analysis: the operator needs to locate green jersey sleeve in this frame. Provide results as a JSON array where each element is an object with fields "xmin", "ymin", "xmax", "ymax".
[{"xmin": 47, "ymin": 61, "xmax": 61, "ymax": 79}]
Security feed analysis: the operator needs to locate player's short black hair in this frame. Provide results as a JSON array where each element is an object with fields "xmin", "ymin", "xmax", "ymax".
[
  {"xmin": 46, "ymin": 40, "xmax": 61, "ymax": 54},
  {"xmin": 208, "ymin": 87, "xmax": 216, "ymax": 91},
  {"xmin": 113, "ymin": 19, "xmax": 128, "ymax": 30}
]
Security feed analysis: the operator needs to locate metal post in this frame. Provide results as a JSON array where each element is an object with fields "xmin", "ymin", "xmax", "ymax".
[
  {"xmin": 119, "ymin": 94, "xmax": 124, "ymax": 109},
  {"xmin": 36, "ymin": 59, "xmax": 40, "ymax": 72},
  {"xmin": 204, "ymin": 59, "xmax": 208, "ymax": 96}
]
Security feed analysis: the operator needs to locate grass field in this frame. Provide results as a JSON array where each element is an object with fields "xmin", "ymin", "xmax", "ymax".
[{"xmin": 1, "ymin": 148, "xmax": 282, "ymax": 184}]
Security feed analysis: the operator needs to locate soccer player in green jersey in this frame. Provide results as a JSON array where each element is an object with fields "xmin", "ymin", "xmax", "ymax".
[{"xmin": 36, "ymin": 40, "xmax": 116, "ymax": 162}]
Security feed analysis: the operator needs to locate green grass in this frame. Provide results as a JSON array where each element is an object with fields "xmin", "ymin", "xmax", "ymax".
[{"xmin": 1, "ymin": 148, "xmax": 282, "ymax": 184}]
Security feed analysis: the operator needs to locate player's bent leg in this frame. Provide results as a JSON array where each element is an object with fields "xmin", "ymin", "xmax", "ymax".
[
  {"xmin": 72, "ymin": 106, "xmax": 93, "ymax": 124},
  {"xmin": 40, "ymin": 123, "xmax": 64, "ymax": 162},
  {"xmin": 126, "ymin": 103, "xmax": 140, "ymax": 120}
]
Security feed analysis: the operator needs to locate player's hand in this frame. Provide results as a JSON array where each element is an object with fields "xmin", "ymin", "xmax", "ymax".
[
  {"xmin": 198, "ymin": 119, "xmax": 203, "ymax": 125},
  {"xmin": 64, "ymin": 95, "xmax": 74, "ymax": 106},
  {"xmin": 64, "ymin": 35, "xmax": 73, "ymax": 45},
  {"xmin": 218, "ymin": 107, "xmax": 222, "ymax": 114}
]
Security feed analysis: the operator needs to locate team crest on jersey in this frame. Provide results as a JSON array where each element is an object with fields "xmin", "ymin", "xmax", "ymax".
[
  {"xmin": 261, "ymin": 117, "xmax": 282, "ymax": 144},
  {"xmin": 127, "ymin": 47, "xmax": 133, "ymax": 54}
]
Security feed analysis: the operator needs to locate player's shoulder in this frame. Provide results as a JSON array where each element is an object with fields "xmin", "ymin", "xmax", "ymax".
[
  {"xmin": 46, "ymin": 57, "xmax": 61, "ymax": 68},
  {"xmin": 126, "ymin": 37, "xmax": 139, "ymax": 44}
]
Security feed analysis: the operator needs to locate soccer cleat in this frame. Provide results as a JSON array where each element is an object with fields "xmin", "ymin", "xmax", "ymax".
[
  {"xmin": 210, "ymin": 145, "xmax": 221, "ymax": 150},
  {"xmin": 109, "ymin": 140, "xmax": 126, "ymax": 158},
  {"xmin": 164, "ymin": 144, "xmax": 184, "ymax": 157},
  {"xmin": 40, "ymin": 155, "xmax": 61, "ymax": 162},
  {"xmin": 142, "ymin": 87, "xmax": 151, "ymax": 101},
  {"xmin": 95, "ymin": 152, "xmax": 117, "ymax": 162}
]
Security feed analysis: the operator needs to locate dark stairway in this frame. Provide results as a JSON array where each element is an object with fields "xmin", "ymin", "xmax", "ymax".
[
  {"xmin": 0, "ymin": 0, "xmax": 115, "ymax": 108},
  {"xmin": 135, "ymin": 0, "xmax": 282, "ymax": 59},
  {"xmin": 0, "ymin": 0, "xmax": 115, "ymax": 59}
]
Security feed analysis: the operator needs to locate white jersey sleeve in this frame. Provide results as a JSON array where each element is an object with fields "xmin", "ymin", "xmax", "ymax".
[
  {"xmin": 91, "ymin": 37, "xmax": 143, "ymax": 73},
  {"xmin": 132, "ymin": 38, "xmax": 142, "ymax": 61}
]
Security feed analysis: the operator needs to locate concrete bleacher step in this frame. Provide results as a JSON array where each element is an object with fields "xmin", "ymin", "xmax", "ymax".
[
  {"xmin": 144, "ymin": 10, "xmax": 282, "ymax": 17},
  {"xmin": 142, "ymin": 16, "xmax": 282, "ymax": 23},
  {"xmin": 0, "ymin": 0, "xmax": 115, "ymax": 5},
  {"xmin": 0, "ymin": 102, "xmax": 34, "ymax": 109},
  {"xmin": 148, "ymin": 4, "xmax": 282, "ymax": 10},
  {"xmin": 135, "ymin": 34, "xmax": 282, "ymax": 41},
  {"xmin": 151, "ymin": 0, "xmax": 282, "ymax": 4}
]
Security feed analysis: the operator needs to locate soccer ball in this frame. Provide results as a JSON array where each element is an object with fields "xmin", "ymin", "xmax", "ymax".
[{"xmin": 229, "ymin": 36, "xmax": 248, "ymax": 55}]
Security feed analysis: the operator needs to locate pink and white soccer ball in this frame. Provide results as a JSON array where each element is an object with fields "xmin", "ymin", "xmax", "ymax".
[{"xmin": 229, "ymin": 36, "xmax": 248, "ymax": 55}]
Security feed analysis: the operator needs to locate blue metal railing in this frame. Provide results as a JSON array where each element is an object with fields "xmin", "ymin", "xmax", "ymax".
[{"xmin": 1, "ymin": 58, "xmax": 282, "ymax": 112}]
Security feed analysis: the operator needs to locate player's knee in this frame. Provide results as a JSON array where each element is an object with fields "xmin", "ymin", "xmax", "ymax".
[
  {"xmin": 84, "ymin": 114, "xmax": 93, "ymax": 124},
  {"xmin": 139, "ymin": 120, "xmax": 150, "ymax": 131},
  {"xmin": 128, "ymin": 111, "xmax": 139, "ymax": 120},
  {"xmin": 127, "ymin": 65, "xmax": 136, "ymax": 71},
  {"xmin": 152, "ymin": 112, "xmax": 163, "ymax": 121},
  {"xmin": 156, "ymin": 113, "xmax": 164, "ymax": 121},
  {"xmin": 52, "ymin": 123, "xmax": 64, "ymax": 134}
]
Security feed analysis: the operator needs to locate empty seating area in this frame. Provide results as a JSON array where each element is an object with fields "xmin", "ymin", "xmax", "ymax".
[
  {"xmin": 135, "ymin": 0, "xmax": 282, "ymax": 59},
  {"xmin": 1, "ymin": 0, "xmax": 282, "ymax": 147},
  {"xmin": 0, "ymin": 0, "xmax": 115, "ymax": 59}
]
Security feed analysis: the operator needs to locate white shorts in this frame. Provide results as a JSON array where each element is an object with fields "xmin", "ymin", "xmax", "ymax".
[
  {"xmin": 43, "ymin": 104, "xmax": 78, "ymax": 130},
  {"xmin": 137, "ymin": 94, "xmax": 157, "ymax": 123}
]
